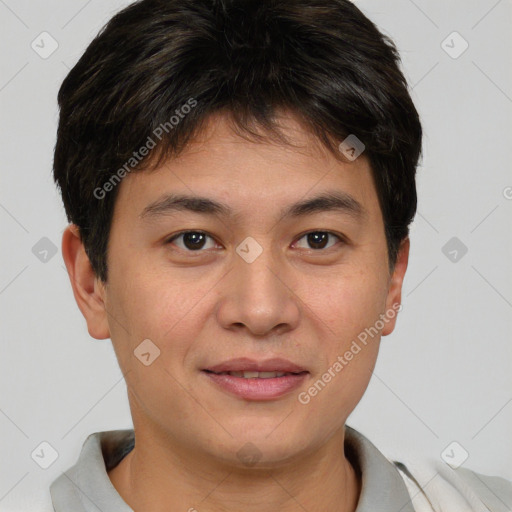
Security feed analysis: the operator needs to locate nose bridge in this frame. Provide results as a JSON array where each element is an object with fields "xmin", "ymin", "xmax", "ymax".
[
  {"xmin": 237, "ymin": 239, "xmax": 281, "ymax": 302},
  {"xmin": 216, "ymin": 236, "xmax": 300, "ymax": 336}
]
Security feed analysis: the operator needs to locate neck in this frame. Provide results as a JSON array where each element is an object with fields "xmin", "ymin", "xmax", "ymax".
[{"xmin": 108, "ymin": 424, "xmax": 361, "ymax": 512}]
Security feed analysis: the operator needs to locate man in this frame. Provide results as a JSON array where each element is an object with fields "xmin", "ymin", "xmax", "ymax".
[{"xmin": 49, "ymin": 0, "xmax": 512, "ymax": 510}]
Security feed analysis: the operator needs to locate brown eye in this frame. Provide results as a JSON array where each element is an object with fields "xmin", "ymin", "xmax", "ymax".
[
  {"xmin": 294, "ymin": 231, "xmax": 343, "ymax": 250},
  {"xmin": 167, "ymin": 231, "xmax": 217, "ymax": 251}
]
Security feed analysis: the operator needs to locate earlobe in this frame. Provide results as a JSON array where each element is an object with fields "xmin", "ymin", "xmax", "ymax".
[
  {"xmin": 382, "ymin": 237, "xmax": 410, "ymax": 336},
  {"xmin": 61, "ymin": 224, "xmax": 111, "ymax": 340}
]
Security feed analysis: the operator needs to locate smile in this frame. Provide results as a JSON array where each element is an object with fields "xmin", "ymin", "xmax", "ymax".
[{"xmin": 202, "ymin": 368, "xmax": 309, "ymax": 400}]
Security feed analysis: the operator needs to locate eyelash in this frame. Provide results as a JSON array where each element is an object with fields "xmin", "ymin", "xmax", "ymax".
[{"xmin": 165, "ymin": 230, "xmax": 346, "ymax": 253}]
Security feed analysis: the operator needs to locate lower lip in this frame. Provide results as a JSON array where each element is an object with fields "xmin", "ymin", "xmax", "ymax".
[{"xmin": 202, "ymin": 371, "xmax": 309, "ymax": 400}]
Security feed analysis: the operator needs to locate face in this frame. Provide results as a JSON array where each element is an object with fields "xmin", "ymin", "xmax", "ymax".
[{"xmin": 66, "ymin": 111, "xmax": 408, "ymax": 468}]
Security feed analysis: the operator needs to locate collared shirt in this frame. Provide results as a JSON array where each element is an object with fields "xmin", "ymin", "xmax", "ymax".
[{"xmin": 49, "ymin": 426, "xmax": 416, "ymax": 512}]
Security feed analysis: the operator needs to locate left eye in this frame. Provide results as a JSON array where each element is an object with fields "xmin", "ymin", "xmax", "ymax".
[{"xmin": 294, "ymin": 231, "xmax": 343, "ymax": 250}]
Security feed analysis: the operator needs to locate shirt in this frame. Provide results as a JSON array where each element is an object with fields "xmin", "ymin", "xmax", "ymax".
[{"xmin": 49, "ymin": 426, "xmax": 512, "ymax": 512}]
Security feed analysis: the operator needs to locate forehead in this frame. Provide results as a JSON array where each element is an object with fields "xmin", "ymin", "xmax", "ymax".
[{"xmin": 114, "ymin": 111, "xmax": 381, "ymax": 223}]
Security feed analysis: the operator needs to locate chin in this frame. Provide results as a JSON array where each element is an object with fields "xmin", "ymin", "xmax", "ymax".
[{"xmin": 219, "ymin": 427, "xmax": 314, "ymax": 469}]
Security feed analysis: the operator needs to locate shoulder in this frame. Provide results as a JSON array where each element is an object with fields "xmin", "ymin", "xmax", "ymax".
[{"xmin": 392, "ymin": 456, "xmax": 512, "ymax": 512}]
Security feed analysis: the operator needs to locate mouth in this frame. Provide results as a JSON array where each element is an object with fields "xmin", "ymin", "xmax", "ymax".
[
  {"xmin": 201, "ymin": 358, "xmax": 309, "ymax": 400},
  {"xmin": 203, "ymin": 370, "xmax": 306, "ymax": 379},
  {"xmin": 203, "ymin": 357, "xmax": 307, "ymax": 374}
]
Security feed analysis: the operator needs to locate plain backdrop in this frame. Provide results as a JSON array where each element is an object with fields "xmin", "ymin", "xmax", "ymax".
[{"xmin": 1, "ymin": 0, "xmax": 511, "ymax": 510}]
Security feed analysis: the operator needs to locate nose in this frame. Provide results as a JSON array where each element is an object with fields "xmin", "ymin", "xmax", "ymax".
[{"xmin": 215, "ymin": 240, "xmax": 301, "ymax": 337}]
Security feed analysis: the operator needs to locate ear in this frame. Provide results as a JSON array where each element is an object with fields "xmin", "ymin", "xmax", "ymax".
[
  {"xmin": 382, "ymin": 237, "xmax": 410, "ymax": 336},
  {"xmin": 61, "ymin": 224, "xmax": 110, "ymax": 340}
]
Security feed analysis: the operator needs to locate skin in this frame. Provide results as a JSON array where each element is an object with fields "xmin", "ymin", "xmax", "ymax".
[{"xmin": 62, "ymin": 110, "xmax": 409, "ymax": 512}]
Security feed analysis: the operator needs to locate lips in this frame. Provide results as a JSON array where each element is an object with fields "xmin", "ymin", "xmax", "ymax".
[
  {"xmin": 202, "ymin": 357, "xmax": 309, "ymax": 400},
  {"xmin": 208, "ymin": 370, "xmax": 292, "ymax": 379},
  {"xmin": 203, "ymin": 357, "xmax": 307, "ymax": 374}
]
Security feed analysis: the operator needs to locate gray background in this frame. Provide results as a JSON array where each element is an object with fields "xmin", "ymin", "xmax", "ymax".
[{"xmin": 1, "ymin": 0, "xmax": 511, "ymax": 510}]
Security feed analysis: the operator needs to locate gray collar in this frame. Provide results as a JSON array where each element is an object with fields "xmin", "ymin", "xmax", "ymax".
[
  {"xmin": 51, "ymin": 429, "xmax": 135, "ymax": 512},
  {"xmin": 345, "ymin": 426, "xmax": 415, "ymax": 512},
  {"xmin": 50, "ymin": 426, "xmax": 414, "ymax": 512}
]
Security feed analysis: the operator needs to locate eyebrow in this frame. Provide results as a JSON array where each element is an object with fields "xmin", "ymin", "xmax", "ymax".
[{"xmin": 139, "ymin": 190, "xmax": 366, "ymax": 222}]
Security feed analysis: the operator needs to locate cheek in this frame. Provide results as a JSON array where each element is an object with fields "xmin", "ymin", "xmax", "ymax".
[
  {"xmin": 323, "ymin": 277, "xmax": 383, "ymax": 384},
  {"xmin": 105, "ymin": 256, "xmax": 226, "ymax": 386},
  {"xmin": 310, "ymin": 266, "xmax": 388, "ymax": 340},
  {"xmin": 105, "ymin": 268, "xmax": 207, "ymax": 423},
  {"xmin": 108, "ymin": 257, "xmax": 203, "ymax": 336},
  {"xmin": 297, "ymin": 267, "xmax": 386, "ymax": 412}
]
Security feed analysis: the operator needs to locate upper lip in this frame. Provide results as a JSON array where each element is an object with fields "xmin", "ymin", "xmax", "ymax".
[{"xmin": 204, "ymin": 357, "xmax": 308, "ymax": 373}]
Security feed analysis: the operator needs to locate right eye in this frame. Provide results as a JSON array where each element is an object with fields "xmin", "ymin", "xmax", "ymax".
[{"xmin": 165, "ymin": 231, "xmax": 220, "ymax": 252}]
